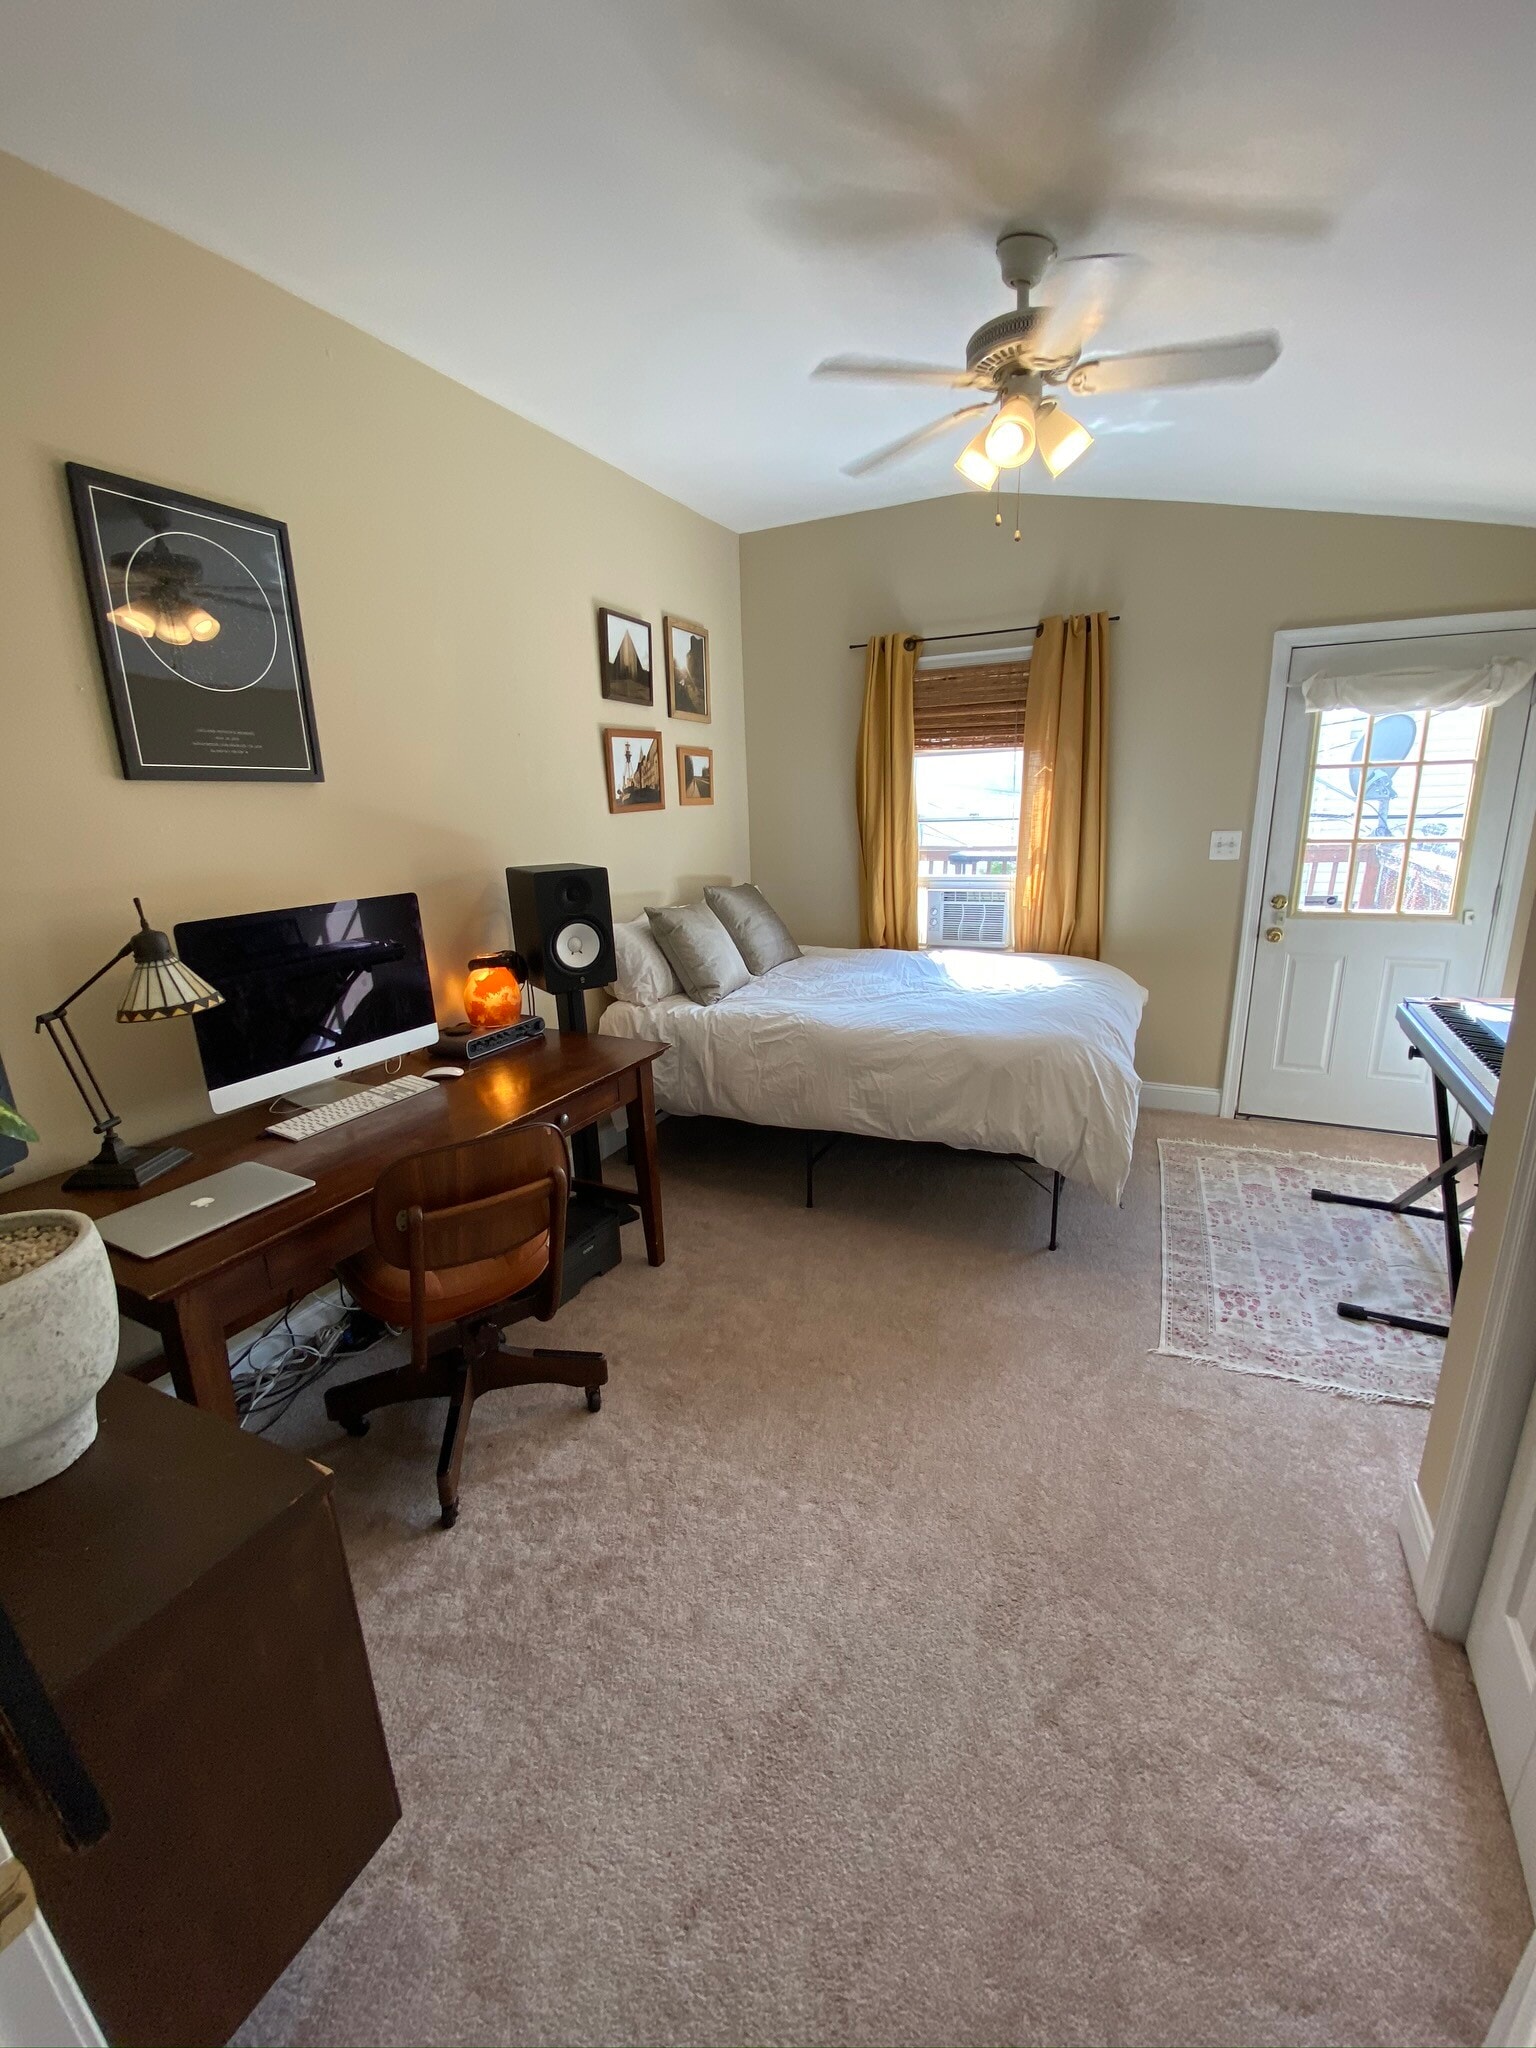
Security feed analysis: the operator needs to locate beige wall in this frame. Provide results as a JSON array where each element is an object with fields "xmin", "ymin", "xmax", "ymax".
[
  {"xmin": 739, "ymin": 494, "xmax": 1536, "ymax": 1091},
  {"xmin": 0, "ymin": 153, "xmax": 747, "ymax": 1184}
]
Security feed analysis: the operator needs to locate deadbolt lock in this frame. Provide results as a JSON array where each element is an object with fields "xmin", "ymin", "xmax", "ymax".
[
  {"xmin": 1265, "ymin": 926, "xmax": 1284, "ymax": 944},
  {"xmin": 1270, "ymin": 894, "xmax": 1289, "ymax": 912}
]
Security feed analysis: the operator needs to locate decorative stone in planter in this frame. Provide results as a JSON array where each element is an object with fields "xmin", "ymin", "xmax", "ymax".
[{"xmin": 0, "ymin": 1209, "xmax": 120, "ymax": 1497}]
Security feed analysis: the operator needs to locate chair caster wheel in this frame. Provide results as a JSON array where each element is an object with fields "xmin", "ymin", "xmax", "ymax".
[
  {"xmin": 439, "ymin": 1502, "xmax": 459, "ymax": 1529},
  {"xmin": 342, "ymin": 1416, "xmax": 369, "ymax": 1438},
  {"xmin": 586, "ymin": 1387, "xmax": 602, "ymax": 1413}
]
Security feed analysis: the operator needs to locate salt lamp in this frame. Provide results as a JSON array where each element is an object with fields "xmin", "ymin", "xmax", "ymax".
[{"xmin": 463, "ymin": 952, "xmax": 525, "ymax": 1033}]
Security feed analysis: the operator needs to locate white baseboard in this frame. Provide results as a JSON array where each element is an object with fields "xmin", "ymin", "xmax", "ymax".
[
  {"xmin": 1140, "ymin": 1083, "xmax": 1222, "ymax": 1116},
  {"xmin": 1398, "ymin": 1479, "xmax": 1435, "ymax": 1601}
]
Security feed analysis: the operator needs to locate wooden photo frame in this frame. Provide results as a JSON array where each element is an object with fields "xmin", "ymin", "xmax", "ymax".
[
  {"xmin": 664, "ymin": 614, "xmax": 710, "ymax": 723},
  {"xmin": 596, "ymin": 605, "xmax": 653, "ymax": 706},
  {"xmin": 677, "ymin": 745, "xmax": 714, "ymax": 806},
  {"xmin": 602, "ymin": 726, "xmax": 665, "ymax": 812},
  {"xmin": 66, "ymin": 463, "xmax": 323, "ymax": 782}
]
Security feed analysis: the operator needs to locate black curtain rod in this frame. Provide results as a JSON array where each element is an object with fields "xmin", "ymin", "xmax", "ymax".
[{"xmin": 848, "ymin": 616, "xmax": 1120, "ymax": 652}]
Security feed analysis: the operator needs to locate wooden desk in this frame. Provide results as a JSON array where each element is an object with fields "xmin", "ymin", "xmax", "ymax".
[
  {"xmin": 0, "ymin": 1375, "xmax": 399, "ymax": 2046},
  {"xmin": 0, "ymin": 1034, "xmax": 667, "ymax": 1424}
]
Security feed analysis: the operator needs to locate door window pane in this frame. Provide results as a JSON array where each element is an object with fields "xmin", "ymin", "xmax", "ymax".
[
  {"xmin": 1299, "ymin": 842, "xmax": 1350, "ymax": 911},
  {"xmin": 1294, "ymin": 705, "xmax": 1487, "ymax": 918},
  {"xmin": 1423, "ymin": 706, "xmax": 1485, "ymax": 759},
  {"xmin": 1349, "ymin": 841, "xmax": 1405, "ymax": 912},
  {"xmin": 1356, "ymin": 760, "xmax": 1415, "ymax": 838},
  {"xmin": 1306, "ymin": 762, "xmax": 1358, "ymax": 838},
  {"xmin": 1366, "ymin": 710, "xmax": 1424, "ymax": 761},
  {"xmin": 1414, "ymin": 761, "xmax": 1475, "ymax": 840},
  {"xmin": 1403, "ymin": 841, "xmax": 1463, "ymax": 915},
  {"xmin": 1315, "ymin": 710, "xmax": 1369, "ymax": 765}
]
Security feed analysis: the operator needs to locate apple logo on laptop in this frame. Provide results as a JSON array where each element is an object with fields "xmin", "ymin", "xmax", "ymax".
[{"xmin": 191, "ymin": 1197, "xmax": 216, "ymax": 1208}]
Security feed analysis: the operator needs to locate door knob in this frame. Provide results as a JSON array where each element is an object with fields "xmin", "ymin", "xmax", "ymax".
[{"xmin": 1265, "ymin": 926, "xmax": 1284, "ymax": 944}]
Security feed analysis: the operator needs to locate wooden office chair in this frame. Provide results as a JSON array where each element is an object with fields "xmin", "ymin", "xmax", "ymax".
[{"xmin": 323, "ymin": 1123, "xmax": 606, "ymax": 1527}]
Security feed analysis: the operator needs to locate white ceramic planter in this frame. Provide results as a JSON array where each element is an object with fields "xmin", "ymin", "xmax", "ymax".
[{"xmin": 0, "ymin": 1210, "xmax": 119, "ymax": 1498}]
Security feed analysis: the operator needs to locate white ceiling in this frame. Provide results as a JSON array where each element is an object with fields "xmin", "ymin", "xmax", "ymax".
[{"xmin": 5, "ymin": 0, "xmax": 1536, "ymax": 534}]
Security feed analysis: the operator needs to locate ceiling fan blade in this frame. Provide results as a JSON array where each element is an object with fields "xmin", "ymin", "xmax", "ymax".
[
  {"xmin": 841, "ymin": 402, "xmax": 994, "ymax": 478},
  {"xmin": 1028, "ymin": 253, "xmax": 1139, "ymax": 366},
  {"xmin": 1065, "ymin": 331, "xmax": 1281, "ymax": 396},
  {"xmin": 815, "ymin": 355, "xmax": 987, "ymax": 389}
]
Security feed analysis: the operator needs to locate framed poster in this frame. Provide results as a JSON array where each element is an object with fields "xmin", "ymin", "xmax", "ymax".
[
  {"xmin": 602, "ymin": 727, "xmax": 665, "ymax": 812},
  {"xmin": 663, "ymin": 614, "xmax": 710, "ymax": 723},
  {"xmin": 677, "ymin": 745, "xmax": 713, "ymax": 805},
  {"xmin": 66, "ymin": 463, "xmax": 324, "ymax": 782},
  {"xmin": 596, "ymin": 605, "xmax": 654, "ymax": 706}
]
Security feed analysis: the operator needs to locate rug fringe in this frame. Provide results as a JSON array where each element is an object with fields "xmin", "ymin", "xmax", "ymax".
[{"xmin": 1150, "ymin": 1341, "xmax": 1434, "ymax": 1409}]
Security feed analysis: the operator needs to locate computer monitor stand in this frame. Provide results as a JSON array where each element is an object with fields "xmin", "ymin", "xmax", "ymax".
[{"xmin": 274, "ymin": 1077, "xmax": 371, "ymax": 1111}]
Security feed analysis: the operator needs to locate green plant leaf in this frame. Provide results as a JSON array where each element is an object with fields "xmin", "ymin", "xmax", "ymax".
[{"xmin": 0, "ymin": 1102, "xmax": 40, "ymax": 1147}]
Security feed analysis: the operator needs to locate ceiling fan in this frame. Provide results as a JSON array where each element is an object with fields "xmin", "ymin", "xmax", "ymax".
[{"xmin": 815, "ymin": 227, "xmax": 1280, "ymax": 486}]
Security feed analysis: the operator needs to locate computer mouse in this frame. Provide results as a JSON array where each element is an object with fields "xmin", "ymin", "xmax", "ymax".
[{"xmin": 423, "ymin": 1065, "xmax": 465, "ymax": 1080}]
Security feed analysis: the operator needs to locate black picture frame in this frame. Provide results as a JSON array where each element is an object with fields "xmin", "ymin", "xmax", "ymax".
[
  {"xmin": 66, "ymin": 463, "xmax": 324, "ymax": 783},
  {"xmin": 596, "ymin": 604, "xmax": 654, "ymax": 707}
]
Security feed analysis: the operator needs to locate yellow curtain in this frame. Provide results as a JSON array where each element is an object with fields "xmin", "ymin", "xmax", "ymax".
[
  {"xmin": 1013, "ymin": 612, "xmax": 1108, "ymax": 958},
  {"xmin": 855, "ymin": 631, "xmax": 920, "ymax": 949}
]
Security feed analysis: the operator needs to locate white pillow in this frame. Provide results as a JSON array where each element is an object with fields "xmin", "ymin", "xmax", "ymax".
[{"xmin": 610, "ymin": 916, "xmax": 681, "ymax": 1007}]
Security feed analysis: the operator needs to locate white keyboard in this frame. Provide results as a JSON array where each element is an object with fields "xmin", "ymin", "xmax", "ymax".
[{"xmin": 265, "ymin": 1072, "xmax": 439, "ymax": 1142}]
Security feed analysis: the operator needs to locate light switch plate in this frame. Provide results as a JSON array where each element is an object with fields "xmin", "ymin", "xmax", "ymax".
[{"xmin": 1209, "ymin": 830, "xmax": 1243, "ymax": 861}]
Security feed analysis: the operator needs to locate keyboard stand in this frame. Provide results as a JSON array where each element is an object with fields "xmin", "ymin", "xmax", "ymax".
[{"xmin": 1310, "ymin": 1064, "xmax": 1484, "ymax": 1340}]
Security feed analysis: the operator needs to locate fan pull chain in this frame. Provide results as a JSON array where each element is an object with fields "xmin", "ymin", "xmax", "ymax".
[{"xmin": 1013, "ymin": 465, "xmax": 1022, "ymax": 542}]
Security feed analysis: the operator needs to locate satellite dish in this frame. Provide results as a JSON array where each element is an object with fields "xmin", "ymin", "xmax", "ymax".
[{"xmin": 1348, "ymin": 714, "xmax": 1417, "ymax": 825}]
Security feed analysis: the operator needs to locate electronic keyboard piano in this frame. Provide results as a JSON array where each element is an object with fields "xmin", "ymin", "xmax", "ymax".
[
  {"xmin": 1312, "ymin": 994, "xmax": 1511, "ymax": 1340},
  {"xmin": 1397, "ymin": 996, "xmax": 1508, "ymax": 1133}
]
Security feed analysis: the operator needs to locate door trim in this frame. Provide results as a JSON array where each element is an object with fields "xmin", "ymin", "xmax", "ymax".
[
  {"xmin": 1406, "ymin": 1016, "xmax": 1536, "ymax": 1639},
  {"xmin": 1220, "ymin": 609, "xmax": 1536, "ymax": 1120}
]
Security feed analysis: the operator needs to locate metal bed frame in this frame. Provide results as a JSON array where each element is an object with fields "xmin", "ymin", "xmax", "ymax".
[{"xmin": 802, "ymin": 1130, "xmax": 1064, "ymax": 1250}]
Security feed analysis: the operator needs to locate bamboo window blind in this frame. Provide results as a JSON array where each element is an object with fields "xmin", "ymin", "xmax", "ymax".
[{"xmin": 912, "ymin": 660, "xmax": 1029, "ymax": 753}]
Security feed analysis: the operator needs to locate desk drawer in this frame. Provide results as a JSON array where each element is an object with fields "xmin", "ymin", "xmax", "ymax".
[{"xmin": 540, "ymin": 1076, "xmax": 624, "ymax": 1136}]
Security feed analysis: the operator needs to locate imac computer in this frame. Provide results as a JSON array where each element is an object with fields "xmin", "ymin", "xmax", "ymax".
[{"xmin": 175, "ymin": 893, "xmax": 439, "ymax": 1113}]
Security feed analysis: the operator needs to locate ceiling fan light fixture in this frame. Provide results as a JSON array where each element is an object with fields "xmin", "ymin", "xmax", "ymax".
[
  {"xmin": 954, "ymin": 426, "xmax": 999, "ymax": 490},
  {"xmin": 1036, "ymin": 400, "xmax": 1093, "ymax": 478},
  {"xmin": 983, "ymin": 395, "xmax": 1036, "ymax": 469},
  {"xmin": 107, "ymin": 603, "xmax": 158, "ymax": 638}
]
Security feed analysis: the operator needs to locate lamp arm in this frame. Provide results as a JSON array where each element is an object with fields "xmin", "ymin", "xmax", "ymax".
[
  {"xmin": 34, "ymin": 937, "xmax": 137, "ymax": 1140},
  {"xmin": 38, "ymin": 1015, "xmax": 120, "ymax": 1139}
]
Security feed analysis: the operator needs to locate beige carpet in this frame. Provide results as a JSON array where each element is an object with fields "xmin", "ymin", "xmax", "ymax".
[{"xmin": 238, "ymin": 1110, "xmax": 1530, "ymax": 2048}]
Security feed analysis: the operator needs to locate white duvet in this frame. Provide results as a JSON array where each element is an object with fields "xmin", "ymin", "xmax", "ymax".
[{"xmin": 599, "ymin": 947, "xmax": 1148, "ymax": 1204}]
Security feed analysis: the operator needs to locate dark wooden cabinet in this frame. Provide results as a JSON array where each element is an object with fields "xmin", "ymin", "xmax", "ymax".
[{"xmin": 0, "ymin": 1376, "xmax": 399, "ymax": 2046}]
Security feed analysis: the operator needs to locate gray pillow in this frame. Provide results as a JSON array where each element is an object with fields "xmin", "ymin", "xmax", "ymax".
[
  {"xmin": 644, "ymin": 902, "xmax": 751, "ymax": 1005},
  {"xmin": 704, "ymin": 884, "xmax": 802, "ymax": 976}
]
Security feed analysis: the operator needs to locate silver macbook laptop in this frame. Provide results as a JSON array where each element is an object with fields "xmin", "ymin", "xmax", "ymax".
[{"xmin": 98, "ymin": 1161, "xmax": 316, "ymax": 1259}]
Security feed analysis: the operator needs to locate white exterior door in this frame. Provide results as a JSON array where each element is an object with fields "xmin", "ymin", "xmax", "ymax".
[
  {"xmin": 1470, "ymin": 1382, "xmax": 1536, "ymax": 1903},
  {"xmin": 1236, "ymin": 623, "xmax": 1536, "ymax": 1132}
]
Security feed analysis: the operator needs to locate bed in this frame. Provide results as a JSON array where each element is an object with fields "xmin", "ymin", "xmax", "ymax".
[{"xmin": 598, "ymin": 945, "xmax": 1148, "ymax": 1240}]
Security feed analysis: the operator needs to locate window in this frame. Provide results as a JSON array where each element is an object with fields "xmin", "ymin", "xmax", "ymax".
[
  {"xmin": 1295, "ymin": 704, "xmax": 1488, "ymax": 917},
  {"xmin": 913, "ymin": 661, "xmax": 1027, "ymax": 949}
]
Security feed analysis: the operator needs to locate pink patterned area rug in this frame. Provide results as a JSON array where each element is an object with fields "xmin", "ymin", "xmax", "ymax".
[{"xmin": 1157, "ymin": 1140, "xmax": 1448, "ymax": 1407}]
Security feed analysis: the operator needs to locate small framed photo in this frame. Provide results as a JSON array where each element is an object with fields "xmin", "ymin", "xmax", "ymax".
[
  {"xmin": 66, "ymin": 463, "xmax": 323, "ymax": 782},
  {"xmin": 677, "ymin": 745, "xmax": 714, "ymax": 806},
  {"xmin": 597, "ymin": 605, "xmax": 653, "ymax": 706},
  {"xmin": 603, "ymin": 727, "xmax": 666, "ymax": 812},
  {"xmin": 664, "ymin": 615, "xmax": 710, "ymax": 723}
]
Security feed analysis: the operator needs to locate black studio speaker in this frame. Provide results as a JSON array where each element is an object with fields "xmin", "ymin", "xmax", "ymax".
[{"xmin": 506, "ymin": 864, "xmax": 617, "ymax": 1001}]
